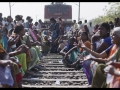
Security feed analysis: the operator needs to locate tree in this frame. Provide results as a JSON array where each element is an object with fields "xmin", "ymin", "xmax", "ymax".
[{"xmin": 93, "ymin": 2, "xmax": 120, "ymax": 25}]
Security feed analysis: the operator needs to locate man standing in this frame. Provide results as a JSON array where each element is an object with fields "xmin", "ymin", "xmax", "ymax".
[
  {"xmin": 78, "ymin": 21, "xmax": 83, "ymax": 31},
  {"xmin": 24, "ymin": 16, "xmax": 31, "ymax": 28},
  {"xmin": 73, "ymin": 20, "xmax": 78, "ymax": 31},
  {"xmin": 2, "ymin": 17, "xmax": 7, "ymax": 26},
  {"xmin": 37, "ymin": 19, "xmax": 42, "ymax": 31},
  {"xmin": 88, "ymin": 22, "xmax": 94, "ymax": 36},
  {"xmin": 84, "ymin": 19, "xmax": 88, "ymax": 26}
]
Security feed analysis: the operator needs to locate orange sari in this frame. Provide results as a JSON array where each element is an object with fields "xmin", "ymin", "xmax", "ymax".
[
  {"xmin": 80, "ymin": 40, "xmax": 91, "ymax": 52},
  {"xmin": 108, "ymin": 45, "xmax": 120, "ymax": 88}
]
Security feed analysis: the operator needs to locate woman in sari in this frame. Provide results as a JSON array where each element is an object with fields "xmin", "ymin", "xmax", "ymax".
[
  {"xmin": 76, "ymin": 27, "xmax": 120, "ymax": 88},
  {"xmin": 14, "ymin": 24, "xmax": 40, "ymax": 71},
  {"xmin": 82, "ymin": 23, "xmax": 112, "ymax": 85},
  {"xmin": 41, "ymin": 17, "xmax": 60, "ymax": 53},
  {"xmin": 0, "ymin": 37, "xmax": 29, "ymax": 88},
  {"xmin": 66, "ymin": 31, "xmax": 91, "ymax": 69}
]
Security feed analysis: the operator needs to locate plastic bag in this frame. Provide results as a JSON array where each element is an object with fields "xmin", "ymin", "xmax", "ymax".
[{"xmin": 0, "ymin": 67, "xmax": 14, "ymax": 86}]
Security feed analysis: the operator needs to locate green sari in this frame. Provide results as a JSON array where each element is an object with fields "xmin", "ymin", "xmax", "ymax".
[
  {"xmin": 23, "ymin": 35, "xmax": 40, "ymax": 70},
  {"xmin": 92, "ymin": 46, "xmax": 120, "ymax": 88}
]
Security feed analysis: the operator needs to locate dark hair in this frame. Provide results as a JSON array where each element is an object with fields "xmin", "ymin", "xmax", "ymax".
[
  {"xmin": 26, "ymin": 16, "xmax": 31, "ymax": 20},
  {"xmin": 109, "ymin": 21, "xmax": 113, "ymax": 25},
  {"xmin": 35, "ymin": 22, "xmax": 38, "ymax": 25},
  {"xmin": 84, "ymin": 25, "xmax": 89, "ymax": 33},
  {"xmin": 14, "ymin": 24, "xmax": 24, "ymax": 34},
  {"xmin": 7, "ymin": 16, "xmax": 12, "ymax": 22},
  {"xmin": 78, "ymin": 21, "xmax": 82, "ymax": 24},
  {"xmin": 9, "ymin": 28, "xmax": 14, "ymax": 33},
  {"xmin": 109, "ymin": 24, "xmax": 114, "ymax": 30},
  {"xmin": 81, "ymin": 31, "xmax": 89, "ymax": 40},
  {"xmin": 50, "ymin": 17, "xmax": 56, "ymax": 22},
  {"xmin": 100, "ymin": 22, "xmax": 110, "ymax": 36},
  {"xmin": 29, "ymin": 18, "xmax": 33, "ymax": 22},
  {"xmin": 85, "ymin": 20, "xmax": 87, "ymax": 23},
  {"xmin": 34, "ymin": 30, "xmax": 38, "ymax": 34},
  {"xmin": 73, "ymin": 20, "xmax": 76, "ymax": 23},
  {"xmin": 0, "ymin": 13, "xmax": 2, "ymax": 16},
  {"xmin": 69, "ymin": 37, "xmax": 76, "ymax": 42},
  {"xmin": 39, "ymin": 19, "xmax": 42, "ymax": 22},
  {"xmin": 15, "ymin": 15, "xmax": 22, "ymax": 21}
]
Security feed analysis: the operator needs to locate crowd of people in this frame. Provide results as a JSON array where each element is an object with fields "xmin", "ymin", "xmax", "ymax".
[{"xmin": 0, "ymin": 11, "xmax": 120, "ymax": 88}]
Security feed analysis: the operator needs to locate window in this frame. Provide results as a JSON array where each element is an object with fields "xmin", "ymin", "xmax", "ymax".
[
  {"xmin": 48, "ymin": 6, "xmax": 57, "ymax": 13},
  {"xmin": 59, "ymin": 6, "xmax": 68, "ymax": 13}
]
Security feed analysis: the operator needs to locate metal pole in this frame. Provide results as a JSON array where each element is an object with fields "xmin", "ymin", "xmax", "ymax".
[
  {"xmin": 78, "ymin": 2, "xmax": 80, "ymax": 22},
  {"xmin": 9, "ymin": 2, "xmax": 11, "ymax": 16}
]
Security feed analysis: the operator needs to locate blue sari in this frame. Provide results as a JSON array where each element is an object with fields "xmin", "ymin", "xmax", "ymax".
[{"xmin": 2, "ymin": 33, "xmax": 8, "ymax": 50}]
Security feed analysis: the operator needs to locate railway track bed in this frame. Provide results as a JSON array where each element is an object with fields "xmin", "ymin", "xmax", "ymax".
[{"xmin": 22, "ymin": 54, "xmax": 88, "ymax": 88}]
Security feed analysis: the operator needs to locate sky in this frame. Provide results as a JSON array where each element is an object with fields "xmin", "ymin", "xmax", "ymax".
[{"xmin": 0, "ymin": 2, "xmax": 110, "ymax": 23}]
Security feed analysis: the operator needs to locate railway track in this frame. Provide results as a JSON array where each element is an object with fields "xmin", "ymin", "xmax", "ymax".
[{"xmin": 22, "ymin": 54, "xmax": 88, "ymax": 88}]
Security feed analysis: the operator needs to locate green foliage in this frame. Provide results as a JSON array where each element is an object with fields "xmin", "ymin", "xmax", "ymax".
[{"xmin": 93, "ymin": 2, "xmax": 120, "ymax": 25}]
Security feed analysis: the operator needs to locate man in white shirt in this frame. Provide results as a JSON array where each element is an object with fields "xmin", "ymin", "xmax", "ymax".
[
  {"xmin": 73, "ymin": 20, "xmax": 78, "ymax": 31},
  {"xmin": 2, "ymin": 17, "xmax": 7, "ymax": 26},
  {"xmin": 78, "ymin": 21, "xmax": 83, "ymax": 31},
  {"xmin": 84, "ymin": 19, "xmax": 88, "ymax": 26},
  {"xmin": 32, "ymin": 22, "xmax": 38, "ymax": 30},
  {"xmin": 37, "ymin": 19, "xmax": 42, "ymax": 31},
  {"xmin": 88, "ymin": 22, "xmax": 94, "ymax": 36}
]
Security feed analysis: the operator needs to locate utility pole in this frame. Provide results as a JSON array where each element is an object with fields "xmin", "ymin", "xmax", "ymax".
[
  {"xmin": 9, "ymin": 2, "xmax": 11, "ymax": 16},
  {"xmin": 78, "ymin": 2, "xmax": 80, "ymax": 22}
]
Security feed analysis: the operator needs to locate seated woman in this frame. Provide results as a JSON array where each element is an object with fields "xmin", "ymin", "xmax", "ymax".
[
  {"xmin": 0, "ymin": 27, "xmax": 29, "ymax": 88},
  {"xmin": 42, "ymin": 35, "xmax": 50, "ymax": 54},
  {"xmin": 57, "ymin": 35, "xmax": 68, "ymax": 53},
  {"xmin": 77, "ymin": 27, "xmax": 120, "ymax": 88},
  {"xmin": 0, "ymin": 41, "xmax": 28, "ymax": 88},
  {"xmin": 60, "ymin": 37, "xmax": 78, "ymax": 67},
  {"xmin": 67, "ymin": 31, "xmax": 91, "ymax": 68},
  {"xmin": 14, "ymin": 25, "xmax": 41, "ymax": 71},
  {"xmin": 60, "ymin": 37, "xmax": 76, "ymax": 57},
  {"xmin": 82, "ymin": 22, "xmax": 112, "ymax": 85},
  {"xmin": 0, "ymin": 60, "xmax": 19, "ymax": 88}
]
